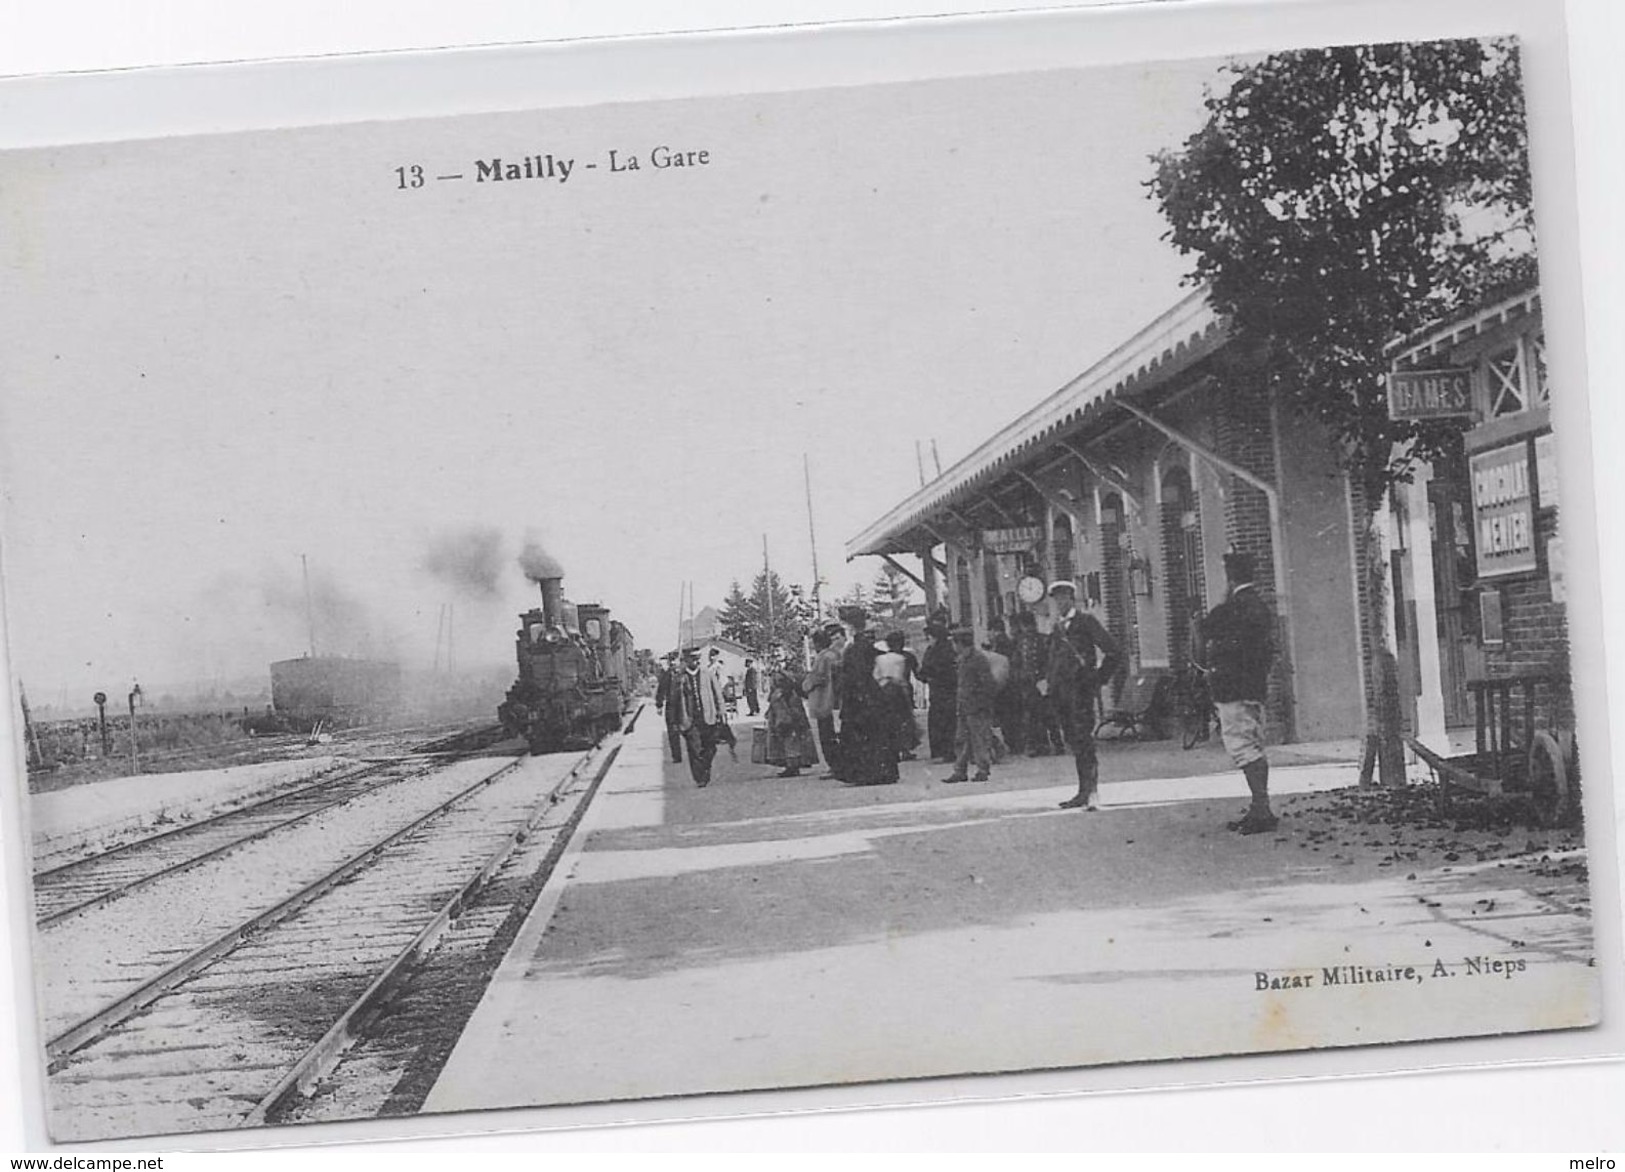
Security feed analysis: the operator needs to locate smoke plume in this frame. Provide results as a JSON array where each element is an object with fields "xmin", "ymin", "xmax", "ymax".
[
  {"xmin": 420, "ymin": 526, "xmax": 505, "ymax": 599},
  {"xmin": 258, "ymin": 565, "xmax": 391, "ymax": 659},
  {"xmin": 189, "ymin": 562, "xmax": 396, "ymax": 673},
  {"xmin": 518, "ymin": 537, "xmax": 565, "ymax": 583}
]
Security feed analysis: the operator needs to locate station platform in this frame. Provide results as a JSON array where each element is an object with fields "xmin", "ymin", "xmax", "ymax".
[{"xmin": 423, "ymin": 708, "xmax": 1597, "ymax": 1118}]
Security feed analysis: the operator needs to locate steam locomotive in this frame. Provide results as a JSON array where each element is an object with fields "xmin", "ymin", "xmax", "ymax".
[{"xmin": 497, "ymin": 573, "xmax": 637, "ymax": 753}]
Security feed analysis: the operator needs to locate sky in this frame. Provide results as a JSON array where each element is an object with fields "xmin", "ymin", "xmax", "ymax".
[{"xmin": 0, "ymin": 57, "xmax": 1222, "ymax": 702}]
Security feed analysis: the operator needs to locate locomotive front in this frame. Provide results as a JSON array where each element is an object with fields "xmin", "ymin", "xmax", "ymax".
[{"xmin": 497, "ymin": 573, "xmax": 627, "ymax": 753}]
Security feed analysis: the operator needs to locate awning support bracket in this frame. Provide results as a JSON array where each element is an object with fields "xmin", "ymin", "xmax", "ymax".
[
  {"xmin": 879, "ymin": 554, "xmax": 926, "ymax": 591},
  {"xmin": 1014, "ymin": 470, "xmax": 1091, "ymax": 533},
  {"xmin": 1057, "ymin": 438, "xmax": 1141, "ymax": 509}
]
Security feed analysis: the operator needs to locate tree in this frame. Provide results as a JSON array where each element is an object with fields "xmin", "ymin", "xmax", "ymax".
[
  {"xmin": 719, "ymin": 570, "xmax": 812, "ymax": 663},
  {"xmin": 717, "ymin": 580, "xmax": 757, "ymax": 646},
  {"xmin": 871, "ymin": 563, "xmax": 917, "ymax": 623},
  {"xmin": 1148, "ymin": 39, "xmax": 1533, "ymax": 784}
]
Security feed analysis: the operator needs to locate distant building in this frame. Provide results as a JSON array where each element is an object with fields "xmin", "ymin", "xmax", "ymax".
[
  {"xmin": 679, "ymin": 606, "xmax": 723, "ymax": 647},
  {"xmin": 683, "ymin": 635, "xmax": 752, "ymax": 687}
]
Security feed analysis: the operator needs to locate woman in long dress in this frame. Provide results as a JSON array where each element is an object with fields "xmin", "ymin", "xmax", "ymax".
[
  {"xmin": 838, "ymin": 629, "xmax": 898, "ymax": 785},
  {"xmin": 764, "ymin": 665, "xmax": 814, "ymax": 777},
  {"xmin": 874, "ymin": 631, "xmax": 920, "ymax": 760}
]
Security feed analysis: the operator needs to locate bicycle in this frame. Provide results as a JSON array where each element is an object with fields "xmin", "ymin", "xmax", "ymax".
[{"xmin": 1172, "ymin": 661, "xmax": 1218, "ymax": 751}]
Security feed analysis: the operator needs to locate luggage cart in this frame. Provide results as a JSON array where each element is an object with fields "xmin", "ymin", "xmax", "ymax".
[{"xmin": 1406, "ymin": 671, "xmax": 1578, "ymax": 827}]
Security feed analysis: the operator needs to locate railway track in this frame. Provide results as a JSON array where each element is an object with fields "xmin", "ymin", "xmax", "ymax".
[
  {"xmin": 32, "ymin": 724, "xmax": 509, "ymax": 927},
  {"xmin": 42, "ymin": 712, "xmax": 634, "ymax": 1142}
]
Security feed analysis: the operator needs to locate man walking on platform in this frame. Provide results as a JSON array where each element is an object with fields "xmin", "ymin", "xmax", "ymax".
[
  {"xmin": 654, "ymin": 652, "xmax": 683, "ymax": 763},
  {"xmin": 941, "ymin": 625, "xmax": 997, "ymax": 785},
  {"xmin": 705, "ymin": 647, "xmax": 740, "ymax": 761},
  {"xmin": 1040, "ymin": 580, "xmax": 1121, "ymax": 810},
  {"xmin": 1195, "ymin": 552, "xmax": 1278, "ymax": 835},
  {"xmin": 674, "ymin": 646, "xmax": 728, "ymax": 787}
]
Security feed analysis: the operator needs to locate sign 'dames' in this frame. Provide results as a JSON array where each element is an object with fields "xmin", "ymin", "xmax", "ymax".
[{"xmin": 1387, "ymin": 368, "xmax": 1475, "ymax": 421}]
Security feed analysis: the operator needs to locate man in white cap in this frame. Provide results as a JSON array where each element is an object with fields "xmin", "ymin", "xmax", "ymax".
[{"xmin": 1038, "ymin": 579, "xmax": 1122, "ymax": 810}]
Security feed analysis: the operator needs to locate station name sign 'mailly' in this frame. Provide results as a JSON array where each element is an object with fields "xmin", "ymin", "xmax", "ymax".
[{"xmin": 1387, "ymin": 368, "xmax": 1475, "ymax": 421}]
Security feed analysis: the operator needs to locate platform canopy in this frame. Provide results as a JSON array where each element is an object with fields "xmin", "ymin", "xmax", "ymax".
[
  {"xmin": 846, "ymin": 289, "xmax": 1228, "ymax": 560},
  {"xmin": 1387, "ymin": 284, "xmax": 1542, "ymax": 368}
]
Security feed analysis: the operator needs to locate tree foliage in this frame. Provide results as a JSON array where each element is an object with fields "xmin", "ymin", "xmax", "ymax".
[
  {"xmin": 870, "ymin": 563, "xmax": 917, "ymax": 622},
  {"xmin": 1148, "ymin": 39, "xmax": 1535, "ymax": 506},
  {"xmin": 718, "ymin": 571, "xmax": 813, "ymax": 662}
]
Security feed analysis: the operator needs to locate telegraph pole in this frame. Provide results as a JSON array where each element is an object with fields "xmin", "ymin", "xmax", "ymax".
[
  {"xmin": 804, "ymin": 453, "xmax": 822, "ymax": 622},
  {"xmin": 763, "ymin": 534, "xmax": 776, "ymax": 658}
]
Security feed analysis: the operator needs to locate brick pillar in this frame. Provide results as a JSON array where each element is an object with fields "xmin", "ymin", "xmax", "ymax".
[
  {"xmin": 1215, "ymin": 390, "xmax": 1292, "ymax": 742},
  {"xmin": 1099, "ymin": 494, "xmax": 1137, "ymax": 690}
]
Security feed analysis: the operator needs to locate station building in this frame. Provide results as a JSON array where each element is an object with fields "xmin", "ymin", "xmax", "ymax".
[
  {"xmin": 846, "ymin": 289, "xmax": 1368, "ymax": 745},
  {"xmin": 848, "ymin": 278, "xmax": 1574, "ymax": 758}
]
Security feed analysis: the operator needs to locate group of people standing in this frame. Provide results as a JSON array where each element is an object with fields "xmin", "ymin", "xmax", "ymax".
[
  {"xmin": 798, "ymin": 625, "xmax": 921, "ymax": 786},
  {"xmin": 915, "ymin": 580, "xmax": 1119, "ymax": 807},
  {"xmin": 651, "ymin": 550, "xmax": 1277, "ymax": 832},
  {"xmin": 903, "ymin": 550, "xmax": 1279, "ymax": 828}
]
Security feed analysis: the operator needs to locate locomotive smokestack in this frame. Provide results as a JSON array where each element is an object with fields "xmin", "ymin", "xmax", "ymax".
[
  {"xmin": 519, "ymin": 537, "xmax": 567, "ymax": 629},
  {"xmin": 538, "ymin": 577, "xmax": 564, "ymax": 629}
]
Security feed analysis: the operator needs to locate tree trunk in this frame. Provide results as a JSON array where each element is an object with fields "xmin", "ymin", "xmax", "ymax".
[{"xmin": 1356, "ymin": 493, "xmax": 1407, "ymax": 788}]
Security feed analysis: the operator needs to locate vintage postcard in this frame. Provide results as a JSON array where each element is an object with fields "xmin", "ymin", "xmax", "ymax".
[{"xmin": 0, "ymin": 0, "xmax": 1618, "ymax": 1149}]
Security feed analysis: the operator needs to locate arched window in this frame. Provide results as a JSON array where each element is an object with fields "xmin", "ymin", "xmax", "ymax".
[{"xmin": 1159, "ymin": 465, "xmax": 1206, "ymax": 666}]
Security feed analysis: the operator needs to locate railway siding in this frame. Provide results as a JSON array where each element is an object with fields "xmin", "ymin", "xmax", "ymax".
[
  {"xmin": 45, "ymin": 745, "xmax": 588, "ymax": 1142},
  {"xmin": 38, "ymin": 754, "xmax": 518, "ymax": 1045}
]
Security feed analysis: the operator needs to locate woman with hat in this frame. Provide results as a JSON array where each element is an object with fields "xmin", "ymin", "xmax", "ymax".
[
  {"xmin": 874, "ymin": 630, "xmax": 920, "ymax": 761},
  {"xmin": 764, "ymin": 661, "xmax": 815, "ymax": 778},
  {"xmin": 836, "ymin": 627, "xmax": 898, "ymax": 785}
]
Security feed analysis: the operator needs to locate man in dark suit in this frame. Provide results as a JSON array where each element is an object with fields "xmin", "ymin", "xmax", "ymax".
[
  {"xmin": 917, "ymin": 621, "xmax": 958, "ymax": 763},
  {"xmin": 1039, "ymin": 581, "xmax": 1122, "ymax": 810},
  {"xmin": 742, "ymin": 658, "xmax": 761, "ymax": 716},
  {"xmin": 1195, "ymin": 551, "xmax": 1278, "ymax": 834},
  {"xmin": 653, "ymin": 652, "xmax": 682, "ymax": 763},
  {"xmin": 673, "ymin": 646, "xmax": 728, "ymax": 787},
  {"xmin": 941, "ymin": 626, "xmax": 998, "ymax": 784}
]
